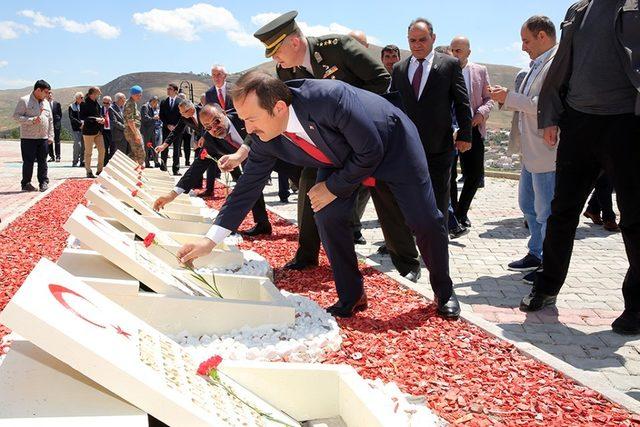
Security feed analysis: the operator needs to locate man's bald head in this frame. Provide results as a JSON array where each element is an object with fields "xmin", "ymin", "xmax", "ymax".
[
  {"xmin": 199, "ymin": 104, "xmax": 229, "ymax": 139},
  {"xmin": 450, "ymin": 36, "xmax": 472, "ymax": 67}
]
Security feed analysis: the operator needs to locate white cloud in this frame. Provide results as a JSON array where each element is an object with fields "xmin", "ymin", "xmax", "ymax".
[
  {"xmin": 0, "ymin": 60, "xmax": 8, "ymax": 68},
  {"xmin": 226, "ymin": 30, "xmax": 262, "ymax": 47},
  {"xmin": 0, "ymin": 77, "xmax": 33, "ymax": 90},
  {"xmin": 0, "ymin": 21, "xmax": 31, "ymax": 39},
  {"xmin": 133, "ymin": 3, "xmax": 240, "ymax": 42},
  {"xmin": 251, "ymin": 12, "xmax": 282, "ymax": 27},
  {"xmin": 18, "ymin": 10, "xmax": 120, "ymax": 39}
]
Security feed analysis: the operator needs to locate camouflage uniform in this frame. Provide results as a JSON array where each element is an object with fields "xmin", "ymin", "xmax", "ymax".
[{"xmin": 123, "ymin": 98, "xmax": 144, "ymax": 165}]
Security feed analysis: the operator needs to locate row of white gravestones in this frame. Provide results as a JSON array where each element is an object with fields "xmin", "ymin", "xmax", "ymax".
[
  {"xmin": 0, "ymin": 259, "xmax": 405, "ymax": 427},
  {"xmin": 62, "ymin": 203, "xmax": 294, "ymax": 336}
]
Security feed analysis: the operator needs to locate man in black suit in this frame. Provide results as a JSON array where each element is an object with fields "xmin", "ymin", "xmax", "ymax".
[
  {"xmin": 154, "ymin": 103, "xmax": 274, "ymax": 235},
  {"xmin": 159, "ymin": 83, "xmax": 182, "ymax": 174},
  {"xmin": 47, "ymin": 92, "xmax": 62, "ymax": 162},
  {"xmin": 177, "ymin": 73, "xmax": 459, "ymax": 319},
  {"xmin": 205, "ymin": 65, "xmax": 234, "ymax": 110},
  {"xmin": 391, "ymin": 18, "xmax": 472, "ymax": 222}
]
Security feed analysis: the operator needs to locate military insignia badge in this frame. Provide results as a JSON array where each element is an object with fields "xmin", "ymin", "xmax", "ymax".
[
  {"xmin": 314, "ymin": 51, "xmax": 323, "ymax": 63},
  {"xmin": 323, "ymin": 65, "xmax": 339, "ymax": 79},
  {"xmin": 332, "ymin": 38, "xmax": 338, "ymax": 45}
]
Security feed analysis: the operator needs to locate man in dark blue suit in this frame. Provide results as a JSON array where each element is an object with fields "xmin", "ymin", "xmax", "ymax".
[{"xmin": 177, "ymin": 72, "xmax": 460, "ymax": 319}]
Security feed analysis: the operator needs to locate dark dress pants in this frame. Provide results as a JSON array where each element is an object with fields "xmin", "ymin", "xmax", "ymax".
[
  {"xmin": 160, "ymin": 127, "xmax": 181, "ymax": 173},
  {"xmin": 536, "ymin": 107, "xmax": 640, "ymax": 311},
  {"xmin": 102, "ymin": 129, "xmax": 114, "ymax": 165},
  {"xmin": 455, "ymin": 127, "xmax": 484, "ymax": 220},
  {"xmin": 48, "ymin": 126, "xmax": 61, "ymax": 160},
  {"xmin": 182, "ymin": 132, "xmax": 191, "ymax": 165},
  {"xmin": 426, "ymin": 149, "xmax": 456, "ymax": 227},
  {"xmin": 586, "ymin": 172, "xmax": 616, "ymax": 222},
  {"xmin": 21, "ymin": 138, "xmax": 49, "ymax": 186},
  {"xmin": 315, "ymin": 170, "xmax": 452, "ymax": 305},
  {"xmin": 294, "ymin": 167, "xmax": 322, "ymax": 264}
]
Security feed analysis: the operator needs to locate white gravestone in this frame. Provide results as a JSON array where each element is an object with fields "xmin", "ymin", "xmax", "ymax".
[
  {"xmin": 63, "ymin": 204, "xmax": 294, "ymax": 334},
  {"xmin": 0, "ymin": 259, "xmax": 299, "ymax": 427}
]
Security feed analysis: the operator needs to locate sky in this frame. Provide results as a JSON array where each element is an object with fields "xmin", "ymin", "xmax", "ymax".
[{"xmin": 0, "ymin": 1, "xmax": 571, "ymax": 90}]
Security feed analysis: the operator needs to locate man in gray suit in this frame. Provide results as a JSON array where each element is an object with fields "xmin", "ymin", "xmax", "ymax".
[
  {"xmin": 520, "ymin": 0, "xmax": 640, "ymax": 336},
  {"xmin": 140, "ymin": 96, "xmax": 161, "ymax": 168},
  {"xmin": 109, "ymin": 93, "xmax": 127, "ymax": 154},
  {"xmin": 489, "ymin": 16, "xmax": 558, "ymax": 286}
]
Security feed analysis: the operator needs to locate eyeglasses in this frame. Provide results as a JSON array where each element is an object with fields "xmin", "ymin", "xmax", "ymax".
[{"xmin": 202, "ymin": 117, "xmax": 223, "ymax": 130}]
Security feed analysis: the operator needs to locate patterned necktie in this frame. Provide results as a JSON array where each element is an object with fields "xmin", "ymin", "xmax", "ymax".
[
  {"xmin": 283, "ymin": 132, "xmax": 332, "ymax": 165},
  {"xmin": 217, "ymin": 88, "xmax": 226, "ymax": 110},
  {"xmin": 412, "ymin": 58, "xmax": 425, "ymax": 98},
  {"xmin": 225, "ymin": 134, "xmax": 239, "ymax": 149}
]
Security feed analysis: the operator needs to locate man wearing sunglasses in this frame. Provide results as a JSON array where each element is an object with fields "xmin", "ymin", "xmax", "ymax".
[{"xmin": 153, "ymin": 104, "xmax": 279, "ymax": 236}]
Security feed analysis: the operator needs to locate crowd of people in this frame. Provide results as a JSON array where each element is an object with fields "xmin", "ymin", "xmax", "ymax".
[{"xmin": 13, "ymin": 2, "xmax": 639, "ymax": 334}]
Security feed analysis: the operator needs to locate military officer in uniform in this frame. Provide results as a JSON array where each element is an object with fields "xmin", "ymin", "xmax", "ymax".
[
  {"xmin": 177, "ymin": 72, "xmax": 460, "ymax": 319},
  {"xmin": 124, "ymin": 85, "xmax": 145, "ymax": 165},
  {"xmin": 222, "ymin": 11, "xmax": 423, "ymax": 282}
]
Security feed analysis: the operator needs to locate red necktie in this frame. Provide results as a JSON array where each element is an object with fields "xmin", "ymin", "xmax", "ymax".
[
  {"xmin": 412, "ymin": 58, "xmax": 425, "ymax": 98},
  {"xmin": 283, "ymin": 132, "xmax": 332, "ymax": 165},
  {"xmin": 217, "ymin": 88, "xmax": 226, "ymax": 110},
  {"xmin": 103, "ymin": 107, "xmax": 110, "ymax": 128}
]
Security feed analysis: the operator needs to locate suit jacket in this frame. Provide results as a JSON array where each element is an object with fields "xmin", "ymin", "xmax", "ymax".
[
  {"xmin": 214, "ymin": 79, "xmax": 429, "ymax": 232},
  {"xmin": 68, "ymin": 103, "xmax": 83, "ymax": 131},
  {"xmin": 139, "ymin": 103, "xmax": 157, "ymax": 144},
  {"xmin": 391, "ymin": 53, "xmax": 472, "ymax": 154},
  {"xmin": 277, "ymin": 34, "xmax": 390, "ymax": 95},
  {"xmin": 538, "ymin": 0, "xmax": 640, "ymax": 127},
  {"xmin": 503, "ymin": 46, "xmax": 559, "ymax": 173},
  {"xmin": 205, "ymin": 83, "xmax": 235, "ymax": 110},
  {"xmin": 108, "ymin": 104, "xmax": 125, "ymax": 142},
  {"xmin": 51, "ymin": 101, "xmax": 62, "ymax": 130},
  {"xmin": 159, "ymin": 97, "xmax": 181, "ymax": 130},
  {"xmin": 466, "ymin": 62, "xmax": 494, "ymax": 137},
  {"xmin": 79, "ymin": 98, "xmax": 103, "ymax": 136},
  {"xmin": 164, "ymin": 112, "xmax": 202, "ymax": 147}
]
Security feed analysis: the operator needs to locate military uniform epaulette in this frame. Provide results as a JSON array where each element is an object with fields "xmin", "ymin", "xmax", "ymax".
[{"xmin": 316, "ymin": 36, "xmax": 341, "ymax": 48}]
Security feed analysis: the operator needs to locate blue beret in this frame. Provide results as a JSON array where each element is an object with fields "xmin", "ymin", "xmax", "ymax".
[{"xmin": 130, "ymin": 85, "xmax": 143, "ymax": 95}]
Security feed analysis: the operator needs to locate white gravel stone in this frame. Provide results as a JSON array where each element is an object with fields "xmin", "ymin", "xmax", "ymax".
[
  {"xmin": 171, "ymin": 291, "xmax": 341, "ymax": 363},
  {"xmin": 366, "ymin": 378, "xmax": 445, "ymax": 427}
]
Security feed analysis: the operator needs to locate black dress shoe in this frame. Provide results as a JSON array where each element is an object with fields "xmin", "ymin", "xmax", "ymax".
[
  {"xmin": 449, "ymin": 224, "xmax": 469, "ymax": 240},
  {"xmin": 86, "ymin": 171, "xmax": 96, "ymax": 178},
  {"xmin": 519, "ymin": 288, "xmax": 557, "ymax": 312},
  {"xmin": 283, "ymin": 259, "xmax": 318, "ymax": 271},
  {"xmin": 279, "ymin": 196, "xmax": 289, "ymax": 203},
  {"xmin": 377, "ymin": 244, "xmax": 388, "ymax": 255},
  {"xmin": 22, "ymin": 183, "xmax": 37, "ymax": 192},
  {"xmin": 326, "ymin": 294, "xmax": 368, "ymax": 318},
  {"xmin": 458, "ymin": 216, "xmax": 472, "ymax": 228},
  {"xmin": 185, "ymin": 161, "xmax": 191, "ymax": 166},
  {"xmin": 39, "ymin": 183, "xmax": 48, "ymax": 192},
  {"xmin": 403, "ymin": 269, "xmax": 421, "ymax": 283},
  {"xmin": 159, "ymin": 165, "xmax": 167, "ymax": 172},
  {"xmin": 353, "ymin": 232, "xmax": 367, "ymax": 245},
  {"xmin": 173, "ymin": 171, "xmax": 182, "ymax": 176},
  {"xmin": 48, "ymin": 157, "xmax": 55, "ymax": 162},
  {"xmin": 612, "ymin": 310, "xmax": 640, "ymax": 335},
  {"xmin": 241, "ymin": 222, "xmax": 272, "ymax": 237},
  {"xmin": 436, "ymin": 292, "xmax": 461, "ymax": 319},
  {"xmin": 79, "ymin": 162, "xmax": 85, "ymax": 167}
]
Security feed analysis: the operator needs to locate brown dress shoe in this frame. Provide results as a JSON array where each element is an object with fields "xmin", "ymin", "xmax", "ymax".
[
  {"xmin": 603, "ymin": 220, "xmax": 620, "ymax": 232},
  {"xmin": 583, "ymin": 211, "xmax": 603, "ymax": 225}
]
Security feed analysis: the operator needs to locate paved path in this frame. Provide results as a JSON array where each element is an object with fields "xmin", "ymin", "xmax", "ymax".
[{"xmin": 1, "ymin": 139, "xmax": 639, "ymax": 412}]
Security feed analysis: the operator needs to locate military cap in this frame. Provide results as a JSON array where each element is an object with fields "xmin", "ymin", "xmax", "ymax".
[{"xmin": 253, "ymin": 11, "xmax": 299, "ymax": 57}]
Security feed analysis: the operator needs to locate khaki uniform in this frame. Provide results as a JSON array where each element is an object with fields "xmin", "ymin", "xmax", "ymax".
[{"xmin": 124, "ymin": 98, "xmax": 144, "ymax": 164}]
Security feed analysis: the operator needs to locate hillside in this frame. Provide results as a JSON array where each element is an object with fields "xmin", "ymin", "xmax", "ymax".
[{"xmin": 0, "ymin": 46, "xmax": 519, "ymax": 135}]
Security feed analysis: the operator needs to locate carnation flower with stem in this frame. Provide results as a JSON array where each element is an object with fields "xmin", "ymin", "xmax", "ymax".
[
  {"xmin": 143, "ymin": 232, "xmax": 223, "ymax": 299},
  {"xmin": 199, "ymin": 148, "xmax": 231, "ymax": 197},
  {"xmin": 197, "ymin": 355, "xmax": 295, "ymax": 426}
]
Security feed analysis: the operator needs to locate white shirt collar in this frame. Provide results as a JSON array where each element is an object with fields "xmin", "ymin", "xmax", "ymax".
[
  {"xmin": 301, "ymin": 45, "xmax": 313, "ymax": 74},
  {"xmin": 410, "ymin": 50, "xmax": 434, "ymax": 67},
  {"xmin": 284, "ymin": 105, "xmax": 316, "ymax": 146},
  {"xmin": 532, "ymin": 46, "xmax": 555, "ymax": 69},
  {"xmin": 216, "ymin": 82, "xmax": 227, "ymax": 93}
]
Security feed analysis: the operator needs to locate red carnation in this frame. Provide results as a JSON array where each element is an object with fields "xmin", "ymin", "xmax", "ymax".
[
  {"xmin": 146, "ymin": 142, "xmax": 153, "ymax": 148},
  {"xmin": 143, "ymin": 233, "xmax": 156, "ymax": 248},
  {"xmin": 197, "ymin": 355, "xmax": 223, "ymax": 376},
  {"xmin": 199, "ymin": 148, "xmax": 208, "ymax": 160},
  {"xmin": 131, "ymin": 189, "xmax": 138, "ymax": 197},
  {"xmin": 141, "ymin": 165, "xmax": 145, "ymax": 170},
  {"xmin": 134, "ymin": 165, "xmax": 141, "ymax": 172},
  {"xmin": 136, "ymin": 181, "xmax": 143, "ymax": 187}
]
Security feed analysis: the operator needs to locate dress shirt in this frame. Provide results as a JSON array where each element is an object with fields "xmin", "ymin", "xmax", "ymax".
[
  {"xmin": 300, "ymin": 46, "xmax": 313, "ymax": 75},
  {"xmin": 461, "ymin": 65, "xmax": 473, "ymax": 115},
  {"xmin": 407, "ymin": 51, "xmax": 434, "ymax": 99}
]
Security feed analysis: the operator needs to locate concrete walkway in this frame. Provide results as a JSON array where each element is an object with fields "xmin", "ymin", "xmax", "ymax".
[{"xmin": 1, "ymin": 139, "xmax": 638, "ymax": 413}]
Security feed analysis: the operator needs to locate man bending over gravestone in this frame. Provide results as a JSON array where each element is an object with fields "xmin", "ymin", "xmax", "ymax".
[{"xmin": 177, "ymin": 71, "xmax": 460, "ymax": 319}]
